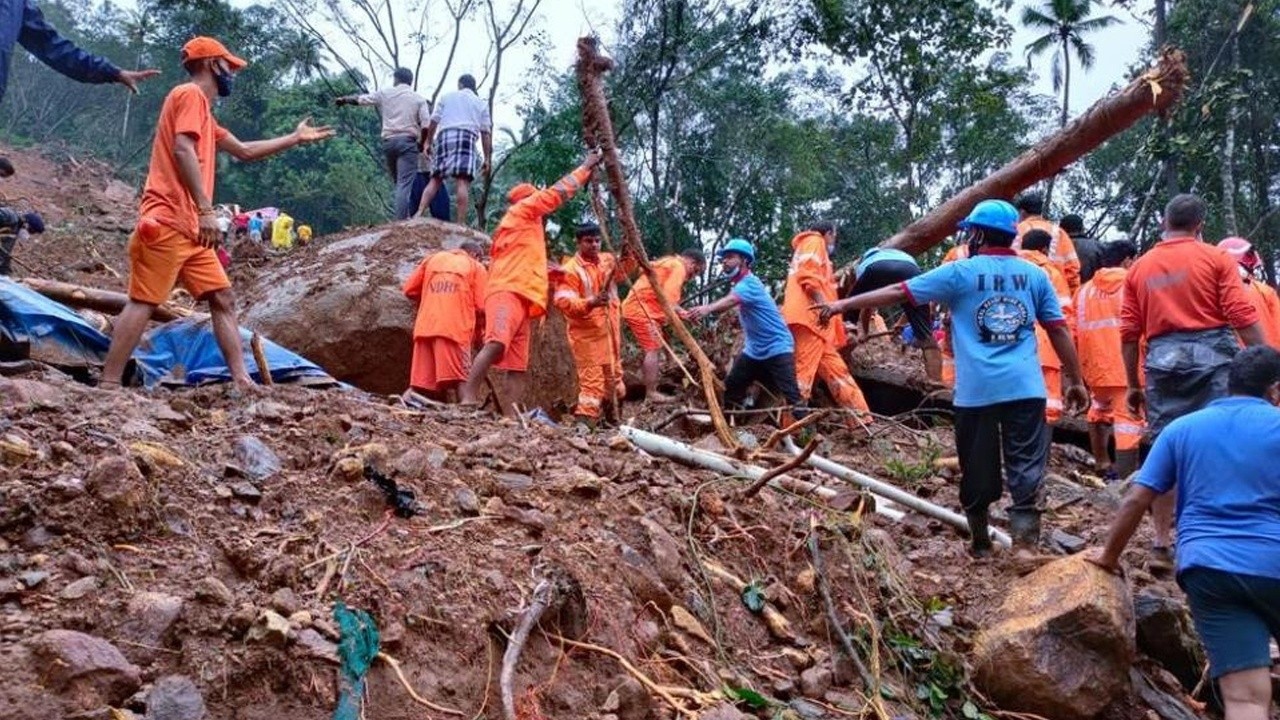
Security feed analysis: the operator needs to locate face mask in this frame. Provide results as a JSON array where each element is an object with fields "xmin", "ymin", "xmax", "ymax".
[{"xmin": 214, "ymin": 66, "xmax": 235, "ymax": 97}]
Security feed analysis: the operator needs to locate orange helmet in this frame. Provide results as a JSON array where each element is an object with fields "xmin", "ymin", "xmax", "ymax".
[{"xmin": 1218, "ymin": 236, "xmax": 1261, "ymax": 272}]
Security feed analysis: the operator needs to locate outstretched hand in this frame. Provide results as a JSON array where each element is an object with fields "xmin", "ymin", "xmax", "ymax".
[
  {"xmin": 294, "ymin": 117, "xmax": 336, "ymax": 144},
  {"xmin": 117, "ymin": 68, "xmax": 160, "ymax": 94}
]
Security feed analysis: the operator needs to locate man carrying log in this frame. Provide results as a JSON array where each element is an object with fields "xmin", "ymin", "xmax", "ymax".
[
  {"xmin": 620, "ymin": 248, "xmax": 705, "ymax": 403},
  {"xmin": 1018, "ymin": 229, "xmax": 1075, "ymax": 424},
  {"xmin": 1015, "ymin": 192, "xmax": 1081, "ymax": 294},
  {"xmin": 818, "ymin": 200, "xmax": 1087, "ymax": 554},
  {"xmin": 685, "ymin": 239, "xmax": 807, "ymax": 423},
  {"xmin": 100, "ymin": 37, "xmax": 334, "ymax": 390},
  {"xmin": 401, "ymin": 240, "xmax": 487, "ymax": 403},
  {"xmin": 553, "ymin": 222, "xmax": 627, "ymax": 426},
  {"xmin": 780, "ymin": 221, "xmax": 873, "ymax": 421},
  {"xmin": 1122, "ymin": 194, "xmax": 1265, "ymax": 571},
  {"xmin": 1075, "ymin": 239, "xmax": 1144, "ymax": 482},
  {"xmin": 458, "ymin": 149, "xmax": 602, "ymax": 413}
]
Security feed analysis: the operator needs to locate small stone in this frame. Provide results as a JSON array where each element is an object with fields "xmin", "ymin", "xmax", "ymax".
[
  {"xmin": 789, "ymin": 699, "xmax": 826, "ymax": 720},
  {"xmin": 496, "ymin": 472, "xmax": 533, "ymax": 493},
  {"xmin": 226, "ymin": 604, "xmax": 257, "ymax": 637},
  {"xmin": 800, "ymin": 664, "xmax": 834, "ymax": 697},
  {"xmin": 608, "ymin": 435, "xmax": 631, "ymax": 451},
  {"xmin": 287, "ymin": 611, "xmax": 312, "ymax": 628},
  {"xmin": 605, "ymin": 675, "xmax": 650, "ymax": 720},
  {"xmin": 269, "ymin": 587, "xmax": 299, "ymax": 615},
  {"xmin": 454, "ymin": 487, "xmax": 480, "ymax": 515},
  {"xmin": 0, "ymin": 433, "xmax": 37, "ymax": 465},
  {"xmin": 381, "ymin": 621, "xmax": 405, "ymax": 649},
  {"xmin": 49, "ymin": 476, "xmax": 86, "ymax": 498},
  {"xmin": 699, "ymin": 703, "xmax": 751, "ymax": 720},
  {"xmin": 230, "ymin": 483, "xmax": 262, "ymax": 504},
  {"xmin": 120, "ymin": 592, "xmax": 184, "ymax": 663},
  {"xmin": 86, "ymin": 456, "xmax": 147, "ymax": 520},
  {"xmin": 21, "ymin": 525, "xmax": 56, "ymax": 549},
  {"xmin": 51, "ymin": 441, "xmax": 77, "ymax": 461},
  {"xmin": 145, "ymin": 674, "xmax": 206, "ymax": 720},
  {"xmin": 19, "ymin": 570, "xmax": 49, "ymax": 588},
  {"xmin": 249, "ymin": 401, "xmax": 292, "ymax": 422},
  {"xmin": 330, "ymin": 456, "xmax": 363, "ymax": 483},
  {"xmin": 27, "ymin": 629, "xmax": 142, "ymax": 712},
  {"xmin": 0, "ymin": 577, "xmax": 22, "ymax": 599},
  {"xmin": 229, "ymin": 436, "xmax": 282, "ymax": 481},
  {"xmin": 1050, "ymin": 529, "xmax": 1087, "ymax": 554},
  {"xmin": 60, "ymin": 576, "xmax": 99, "ymax": 600},
  {"xmin": 294, "ymin": 628, "xmax": 338, "ymax": 663},
  {"xmin": 213, "ymin": 485, "xmax": 233, "ymax": 499},
  {"xmin": 773, "ymin": 678, "xmax": 796, "ymax": 699},
  {"xmin": 246, "ymin": 610, "xmax": 291, "ymax": 646}
]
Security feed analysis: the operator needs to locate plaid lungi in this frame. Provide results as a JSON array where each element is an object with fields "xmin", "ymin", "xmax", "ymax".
[{"xmin": 431, "ymin": 128, "xmax": 479, "ymax": 180}]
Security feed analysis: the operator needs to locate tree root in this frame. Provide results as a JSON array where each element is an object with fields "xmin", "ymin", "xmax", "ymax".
[
  {"xmin": 547, "ymin": 634, "xmax": 706, "ymax": 718},
  {"xmin": 377, "ymin": 651, "xmax": 465, "ymax": 716},
  {"xmin": 501, "ymin": 579, "xmax": 555, "ymax": 720}
]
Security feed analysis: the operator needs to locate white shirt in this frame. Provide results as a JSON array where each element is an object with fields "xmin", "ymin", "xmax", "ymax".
[
  {"xmin": 357, "ymin": 84, "xmax": 431, "ymax": 139},
  {"xmin": 431, "ymin": 89, "xmax": 492, "ymax": 135}
]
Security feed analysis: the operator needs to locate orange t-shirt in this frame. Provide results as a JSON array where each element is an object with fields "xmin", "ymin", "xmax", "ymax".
[
  {"xmin": 1121, "ymin": 237, "xmax": 1259, "ymax": 342},
  {"xmin": 140, "ymin": 83, "xmax": 229, "ymax": 240},
  {"xmin": 1017, "ymin": 216, "xmax": 1080, "ymax": 293},
  {"xmin": 781, "ymin": 231, "xmax": 844, "ymax": 347},
  {"xmin": 1021, "ymin": 250, "xmax": 1073, "ymax": 370},
  {"xmin": 402, "ymin": 248, "xmax": 487, "ymax": 344},
  {"xmin": 486, "ymin": 167, "xmax": 590, "ymax": 317},
  {"xmin": 1074, "ymin": 267, "xmax": 1130, "ymax": 388},
  {"xmin": 622, "ymin": 256, "xmax": 688, "ymax": 325},
  {"xmin": 1243, "ymin": 279, "xmax": 1280, "ymax": 348}
]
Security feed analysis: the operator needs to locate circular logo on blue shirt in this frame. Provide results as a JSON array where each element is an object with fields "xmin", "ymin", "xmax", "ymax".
[{"xmin": 975, "ymin": 295, "xmax": 1028, "ymax": 344}]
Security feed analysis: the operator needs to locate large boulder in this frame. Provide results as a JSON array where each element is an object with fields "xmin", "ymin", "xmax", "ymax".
[
  {"xmin": 239, "ymin": 218, "xmax": 577, "ymax": 410},
  {"xmin": 1134, "ymin": 590, "xmax": 1204, "ymax": 690},
  {"xmin": 972, "ymin": 556, "xmax": 1135, "ymax": 720}
]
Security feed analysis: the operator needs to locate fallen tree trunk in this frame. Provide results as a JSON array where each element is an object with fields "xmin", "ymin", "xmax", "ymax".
[
  {"xmin": 844, "ymin": 47, "xmax": 1189, "ymax": 266},
  {"xmin": 21, "ymin": 278, "xmax": 189, "ymax": 322},
  {"xmin": 577, "ymin": 37, "xmax": 738, "ymax": 451}
]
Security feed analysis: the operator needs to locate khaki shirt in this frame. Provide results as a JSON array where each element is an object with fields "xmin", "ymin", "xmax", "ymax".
[{"xmin": 357, "ymin": 84, "xmax": 431, "ymax": 139}]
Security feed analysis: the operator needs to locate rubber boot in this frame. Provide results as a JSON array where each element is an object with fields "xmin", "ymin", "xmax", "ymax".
[
  {"xmin": 966, "ymin": 510, "xmax": 993, "ymax": 558},
  {"xmin": 1009, "ymin": 509, "xmax": 1042, "ymax": 548}
]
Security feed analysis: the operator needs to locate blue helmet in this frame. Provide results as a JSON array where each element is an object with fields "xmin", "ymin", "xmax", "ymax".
[
  {"xmin": 957, "ymin": 199, "xmax": 1018, "ymax": 235},
  {"xmin": 718, "ymin": 238, "xmax": 755, "ymax": 263}
]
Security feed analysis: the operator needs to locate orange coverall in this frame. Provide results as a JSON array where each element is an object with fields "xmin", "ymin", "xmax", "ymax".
[
  {"xmin": 554, "ymin": 252, "xmax": 627, "ymax": 419},
  {"xmin": 1074, "ymin": 267, "xmax": 1144, "ymax": 451},
  {"xmin": 780, "ymin": 231, "xmax": 870, "ymax": 416},
  {"xmin": 484, "ymin": 167, "xmax": 590, "ymax": 371},
  {"xmin": 1242, "ymin": 278, "xmax": 1280, "ymax": 349},
  {"xmin": 938, "ymin": 244, "xmax": 970, "ymax": 387},
  {"xmin": 402, "ymin": 248, "xmax": 487, "ymax": 391},
  {"xmin": 621, "ymin": 256, "xmax": 688, "ymax": 352},
  {"xmin": 1016, "ymin": 216, "xmax": 1081, "ymax": 294},
  {"xmin": 1020, "ymin": 249, "xmax": 1074, "ymax": 423}
]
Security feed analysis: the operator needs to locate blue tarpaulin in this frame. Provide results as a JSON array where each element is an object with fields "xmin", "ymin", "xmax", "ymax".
[{"xmin": 0, "ymin": 278, "xmax": 332, "ymax": 387}]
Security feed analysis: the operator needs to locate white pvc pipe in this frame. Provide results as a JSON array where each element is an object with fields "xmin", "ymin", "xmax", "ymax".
[
  {"xmin": 781, "ymin": 437, "xmax": 1012, "ymax": 548},
  {"xmin": 619, "ymin": 426, "xmax": 905, "ymax": 521}
]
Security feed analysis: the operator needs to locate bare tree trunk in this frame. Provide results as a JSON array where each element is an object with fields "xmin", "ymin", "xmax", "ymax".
[
  {"xmin": 1155, "ymin": 0, "xmax": 1179, "ymax": 199},
  {"xmin": 1043, "ymin": 34, "xmax": 1072, "ymax": 212},
  {"xmin": 835, "ymin": 48, "xmax": 1189, "ymax": 262},
  {"xmin": 1221, "ymin": 32, "xmax": 1240, "ymax": 235}
]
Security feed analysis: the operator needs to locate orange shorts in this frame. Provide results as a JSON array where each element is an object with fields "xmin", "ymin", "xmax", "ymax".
[
  {"xmin": 624, "ymin": 311, "xmax": 664, "ymax": 353},
  {"xmin": 484, "ymin": 291, "xmax": 532, "ymax": 372},
  {"xmin": 410, "ymin": 337, "xmax": 469, "ymax": 391},
  {"xmin": 128, "ymin": 221, "xmax": 231, "ymax": 305}
]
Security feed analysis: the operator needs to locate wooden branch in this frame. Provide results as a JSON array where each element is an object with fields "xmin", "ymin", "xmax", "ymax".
[
  {"xmin": 841, "ymin": 47, "xmax": 1189, "ymax": 267},
  {"xmin": 20, "ymin": 278, "xmax": 189, "ymax": 322},
  {"xmin": 250, "ymin": 333, "xmax": 274, "ymax": 387},
  {"xmin": 807, "ymin": 524, "xmax": 881, "ymax": 705},
  {"xmin": 576, "ymin": 36, "xmax": 738, "ymax": 451},
  {"xmin": 762, "ymin": 410, "xmax": 829, "ymax": 451},
  {"xmin": 742, "ymin": 437, "xmax": 819, "ymax": 498}
]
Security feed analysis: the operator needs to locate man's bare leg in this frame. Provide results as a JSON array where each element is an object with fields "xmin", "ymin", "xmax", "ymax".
[
  {"xmin": 641, "ymin": 349, "xmax": 673, "ymax": 402},
  {"xmin": 101, "ymin": 301, "xmax": 157, "ymax": 386},
  {"xmin": 460, "ymin": 340, "xmax": 504, "ymax": 405},
  {"xmin": 455, "ymin": 177, "xmax": 471, "ymax": 227},
  {"xmin": 505, "ymin": 371, "xmax": 529, "ymax": 417},
  {"xmin": 415, "ymin": 176, "xmax": 443, "ymax": 218},
  {"xmin": 1149, "ymin": 490, "xmax": 1176, "ymax": 570},
  {"xmin": 1088, "ymin": 422, "xmax": 1113, "ymax": 472},
  {"xmin": 1218, "ymin": 667, "xmax": 1272, "ymax": 720},
  {"xmin": 921, "ymin": 346, "xmax": 943, "ymax": 383},
  {"xmin": 207, "ymin": 288, "xmax": 255, "ymax": 388}
]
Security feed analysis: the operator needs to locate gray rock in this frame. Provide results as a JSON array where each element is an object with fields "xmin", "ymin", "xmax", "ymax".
[
  {"xmin": 19, "ymin": 570, "xmax": 49, "ymax": 588},
  {"xmin": 229, "ymin": 483, "xmax": 262, "ymax": 504},
  {"xmin": 193, "ymin": 577, "xmax": 233, "ymax": 606},
  {"xmin": 699, "ymin": 703, "xmax": 751, "ymax": 720},
  {"xmin": 145, "ymin": 675, "xmax": 206, "ymax": 720},
  {"xmin": 60, "ymin": 576, "xmax": 99, "ymax": 600},
  {"xmin": 293, "ymin": 628, "xmax": 338, "ymax": 663},
  {"xmin": 269, "ymin": 587, "xmax": 299, "ymax": 616},
  {"xmin": 49, "ymin": 476, "xmax": 86, "ymax": 498},
  {"xmin": 1135, "ymin": 591, "xmax": 1204, "ymax": 690},
  {"xmin": 120, "ymin": 592, "xmax": 184, "ymax": 663},
  {"xmin": 248, "ymin": 401, "xmax": 292, "ymax": 423},
  {"xmin": 229, "ymin": 436, "xmax": 281, "ymax": 481},
  {"xmin": 21, "ymin": 525, "xmax": 56, "ymax": 549},
  {"xmin": 789, "ymin": 699, "xmax": 826, "ymax": 719},
  {"xmin": 1050, "ymin": 529, "xmax": 1087, "ymax": 554},
  {"xmin": 27, "ymin": 629, "xmax": 142, "ymax": 712},
  {"xmin": 496, "ymin": 472, "xmax": 533, "ymax": 493},
  {"xmin": 800, "ymin": 664, "xmax": 834, "ymax": 697},
  {"xmin": 454, "ymin": 487, "xmax": 480, "ymax": 515}
]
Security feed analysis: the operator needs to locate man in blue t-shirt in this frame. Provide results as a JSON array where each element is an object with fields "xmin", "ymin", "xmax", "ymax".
[
  {"xmin": 818, "ymin": 200, "xmax": 1087, "ymax": 554},
  {"xmin": 1090, "ymin": 346, "xmax": 1280, "ymax": 720},
  {"xmin": 684, "ymin": 238, "xmax": 807, "ymax": 422},
  {"xmin": 851, "ymin": 247, "xmax": 942, "ymax": 381}
]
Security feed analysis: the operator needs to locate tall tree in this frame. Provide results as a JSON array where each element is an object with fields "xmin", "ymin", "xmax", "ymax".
[{"xmin": 1021, "ymin": 0, "xmax": 1119, "ymax": 208}]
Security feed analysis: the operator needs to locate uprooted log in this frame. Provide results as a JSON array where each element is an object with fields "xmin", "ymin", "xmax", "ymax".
[
  {"xmin": 577, "ymin": 36, "xmax": 738, "ymax": 451},
  {"xmin": 843, "ymin": 47, "xmax": 1189, "ymax": 269},
  {"xmin": 20, "ymin": 278, "xmax": 190, "ymax": 322}
]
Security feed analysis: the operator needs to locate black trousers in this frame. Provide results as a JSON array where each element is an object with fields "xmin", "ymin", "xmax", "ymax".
[
  {"xmin": 953, "ymin": 398, "xmax": 1049, "ymax": 514},
  {"xmin": 852, "ymin": 259, "xmax": 933, "ymax": 343},
  {"xmin": 724, "ymin": 352, "xmax": 806, "ymax": 416}
]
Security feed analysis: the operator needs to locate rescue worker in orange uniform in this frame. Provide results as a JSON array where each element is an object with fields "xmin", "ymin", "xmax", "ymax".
[
  {"xmin": 554, "ymin": 222, "xmax": 628, "ymax": 424},
  {"xmin": 402, "ymin": 240, "xmax": 487, "ymax": 402},
  {"xmin": 1015, "ymin": 192, "xmax": 1081, "ymax": 294},
  {"xmin": 1074, "ymin": 239, "xmax": 1144, "ymax": 481},
  {"xmin": 937, "ymin": 234, "xmax": 971, "ymax": 386},
  {"xmin": 621, "ymin": 248, "xmax": 706, "ymax": 402},
  {"xmin": 1218, "ymin": 236, "xmax": 1280, "ymax": 349},
  {"xmin": 458, "ymin": 149, "xmax": 602, "ymax": 413},
  {"xmin": 780, "ymin": 221, "xmax": 871, "ymax": 421},
  {"xmin": 1020, "ymin": 229, "xmax": 1075, "ymax": 423}
]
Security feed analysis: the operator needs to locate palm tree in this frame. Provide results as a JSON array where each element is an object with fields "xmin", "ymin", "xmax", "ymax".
[{"xmin": 1022, "ymin": 0, "xmax": 1120, "ymax": 207}]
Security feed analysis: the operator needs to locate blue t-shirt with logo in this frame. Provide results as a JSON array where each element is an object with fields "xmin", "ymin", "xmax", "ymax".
[
  {"xmin": 731, "ymin": 272, "xmax": 794, "ymax": 360},
  {"xmin": 857, "ymin": 247, "xmax": 917, "ymax": 277},
  {"xmin": 904, "ymin": 250, "xmax": 1064, "ymax": 407},
  {"xmin": 1136, "ymin": 396, "xmax": 1280, "ymax": 580}
]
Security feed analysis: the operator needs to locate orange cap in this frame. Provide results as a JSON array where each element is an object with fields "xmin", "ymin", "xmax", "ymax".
[
  {"xmin": 508, "ymin": 183, "xmax": 536, "ymax": 203},
  {"xmin": 180, "ymin": 37, "xmax": 248, "ymax": 70}
]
